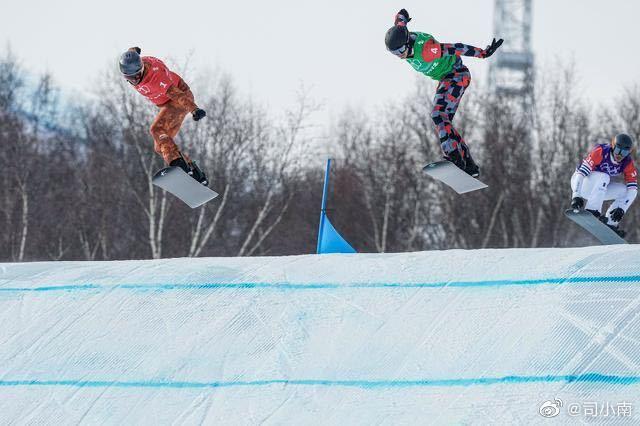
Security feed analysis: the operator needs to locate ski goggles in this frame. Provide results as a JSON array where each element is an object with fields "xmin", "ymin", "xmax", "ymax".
[
  {"xmin": 388, "ymin": 44, "xmax": 408, "ymax": 56},
  {"xmin": 123, "ymin": 62, "xmax": 145, "ymax": 84},
  {"xmin": 614, "ymin": 146, "xmax": 631, "ymax": 157},
  {"xmin": 124, "ymin": 69, "xmax": 144, "ymax": 85}
]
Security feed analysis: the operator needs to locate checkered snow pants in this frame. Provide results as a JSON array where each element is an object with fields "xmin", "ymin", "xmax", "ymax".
[{"xmin": 430, "ymin": 64, "xmax": 471, "ymax": 156}]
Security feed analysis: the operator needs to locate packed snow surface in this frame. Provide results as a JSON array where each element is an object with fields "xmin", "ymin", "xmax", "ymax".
[{"xmin": 1, "ymin": 245, "xmax": 640, "ymax": 424}]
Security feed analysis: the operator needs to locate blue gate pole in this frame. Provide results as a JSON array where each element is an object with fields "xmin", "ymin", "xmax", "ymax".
[{"xmin": 316, "ymin": 158, "xmax": 331, "ymax": 254}]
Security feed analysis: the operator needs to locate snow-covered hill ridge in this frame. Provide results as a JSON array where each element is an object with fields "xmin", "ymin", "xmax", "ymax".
[{"xmin": 1, "ymin": 245, "xmax": 639, "ymax": 424}]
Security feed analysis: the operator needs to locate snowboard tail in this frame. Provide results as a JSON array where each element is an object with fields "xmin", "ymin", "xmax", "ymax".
[
  {"xmin": 152, "ymin": 166, "xmax": 219, "ymax": 208},
  {"xmin": 564, "ymin": 209, "xmax": 627, "ymax": 245},
  {"xmin": 423, "ymin": 160, "xmax": 488, "ymax": 194}
]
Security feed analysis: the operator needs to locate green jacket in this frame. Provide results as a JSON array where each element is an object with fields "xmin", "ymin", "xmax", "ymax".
[{"xmin": 405, "ymin": 32, "xmax": 456, "ymax": 81}]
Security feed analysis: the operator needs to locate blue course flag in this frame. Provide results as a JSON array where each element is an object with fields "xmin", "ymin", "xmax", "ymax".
[
  {"xmin": 317, "ymin": 213, "xmax": 356, "ymax": 254},
  {"xmin": 316, "ymin": 159, "xmax": 356, "ymax": 254}
]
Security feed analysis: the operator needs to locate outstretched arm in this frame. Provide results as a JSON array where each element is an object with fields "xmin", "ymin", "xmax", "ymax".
[
  {"xmin": 441, "ymin": 43, "xmax": 486, "ymax": 58},
  {"xmin": 441, "ymin": 38, "xmax": 503, "ymax": 59},
  {"xmin": 421, "ymin": 38, "xmax": 504, "ymax": 62},
  {"xmin": 390, "ymin": 9, "xmax": 503, "ymax": 61}
]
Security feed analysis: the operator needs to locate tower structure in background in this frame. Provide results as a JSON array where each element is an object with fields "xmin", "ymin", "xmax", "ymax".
[{"xmin": 488, "ymin": 0, "xmax": 534, "ymax": 110}]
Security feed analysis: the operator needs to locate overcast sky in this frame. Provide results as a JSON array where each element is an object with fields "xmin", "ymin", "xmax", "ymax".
[{"xmin": 1, "ymin": 0, "xmax": 638, "ymax": 124}]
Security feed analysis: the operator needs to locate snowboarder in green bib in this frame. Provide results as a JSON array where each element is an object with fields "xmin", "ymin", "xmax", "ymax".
[{"xmin": 386, "ymin": 8, "xmax": 503, "ymax": 177}]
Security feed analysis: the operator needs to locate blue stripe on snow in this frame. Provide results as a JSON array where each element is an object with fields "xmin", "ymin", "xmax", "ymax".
[
  {"xmin": 1, "ymin": 275, "xmax": 640, "ymax": 293},
  {"xmin": 0, "ymin": 374, "xmax": 638, "ymax": 389}
]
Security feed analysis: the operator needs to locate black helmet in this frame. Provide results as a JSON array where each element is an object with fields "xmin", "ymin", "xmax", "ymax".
[
  {"xmin": 119, "ymin": 50, "xmax": 143, "ymax": 76},
  {"xmin": 385, "ymin": 25, "xmax": 409, "ymax": 51},
  {"xmin": 612, "ymin": 133, "xmax": 634, "ymax": 159},
  {"xmin": 613, "ymin": 133, "xmax": 634, "ymax": 150}
]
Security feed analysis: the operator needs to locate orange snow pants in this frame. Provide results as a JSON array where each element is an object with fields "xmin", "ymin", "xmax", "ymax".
[{"xmin": 149, "ymin": 79, "xmax": 194, "ymax": 165}]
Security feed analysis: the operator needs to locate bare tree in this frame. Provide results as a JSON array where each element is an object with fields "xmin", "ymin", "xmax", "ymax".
[
  {"xmin": 2, "ymin": 49, "xmax": 639, "ymax": 261},
  {"xmin": 179, "ymin": 77, "xmax": 265, "ymax": 257},
  {"xmin": 331, "ymin": 86, "xmax": 443, "ymax": 253},
  {"xmin": 0, "ymin": 52, "xmax": 30, "ymax": 261},
  {"xmin": 90, "ymin": 69, "xmax": 173, "ymax": 259},
  {"xmin": 236, "ymin": 89, "xmax": 317, "ymax": 256}
]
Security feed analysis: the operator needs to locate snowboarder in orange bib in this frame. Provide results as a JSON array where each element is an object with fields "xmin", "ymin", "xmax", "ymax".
[{"xmin": 119, "ymin": 47, "xmax": 208, "ymax": 185}]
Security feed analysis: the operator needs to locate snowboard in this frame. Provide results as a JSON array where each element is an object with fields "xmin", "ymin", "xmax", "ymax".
[
  {"xmin": 423, "ymin": 160, "xmax": 488, "ymax": 194},
  {"xmin": 564, "ymin": 209, "xmax": 627, "ymax": 245},
  {"xmin": 152, "ymin": 166, "xmax": 219, "ymax": 208}
]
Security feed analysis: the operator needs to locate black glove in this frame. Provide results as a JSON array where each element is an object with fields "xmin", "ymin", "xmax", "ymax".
[
  {"xmin": 610, "ymin": 207, "xmax": 625, "ymax": 222},
  {"xmin": 192, "ymin": 108, "xmax": 206, "ymax": 121},
  {"xmin": 483, "ymin": 38, "xmax": 503, "ymax": 58},
  {"xmin": 570, "ymin": 197, "xmax": 585, "ymax": 211},
  {"xmin": 394, "ymin": 8, "xmax": 411, "ymax": 25}
]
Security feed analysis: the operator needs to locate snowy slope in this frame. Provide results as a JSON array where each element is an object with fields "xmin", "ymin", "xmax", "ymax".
[{"xmin": 1, "ymin": 246, "xmax": 639, "ymax": 424}]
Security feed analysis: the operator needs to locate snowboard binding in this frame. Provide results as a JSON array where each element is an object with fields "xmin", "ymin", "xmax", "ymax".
[
  {"xmin": 189, "ymin": 161, "xmax": 208, "ymax": 186},
  {"xmin": 444, "ymin": 149, "xmax": 466, "ymax": 170},
  {"xmin": 169, "ymin": 156, "xmax": 208, "ymax": 186},
  {"xmin": 586, "ymin": 209, "xmax": 601, "ymax": 218},
  {"xmin": 444, "ymin": 143, "xmax": 480, "ymax": 178}
]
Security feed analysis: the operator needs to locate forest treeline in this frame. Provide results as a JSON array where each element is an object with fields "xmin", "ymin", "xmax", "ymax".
[{"xmin": 1, "ymin": 52, "xmax": 639, "ymax": 261}]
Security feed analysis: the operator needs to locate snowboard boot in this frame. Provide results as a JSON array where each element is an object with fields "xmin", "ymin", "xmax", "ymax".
[
  {"xmin": 460, "ymin": 143, "xmax": 480, "ymax": 178},
  {"xmin": 570, "ymin": 197, "xmax": 585, "ymax": 211},
  {"xmin": 444, "ymin": 148, "xmax": 467, "ymax": 171},
  {"xmin": 169, "ymin": 156, "xmax": 209, "ymax": 186},
  {"xmin": 169, "ymin": 156, "xmax": 191, "ymax": 174}
]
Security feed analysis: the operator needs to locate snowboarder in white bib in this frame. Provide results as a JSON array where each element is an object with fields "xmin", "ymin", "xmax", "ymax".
[
  {"xmin": 385, "ymin": 8, "xmax": 503, "ymax": 177},
  {"xmin": 570, "ymin": 134, "xmax": 638, "ymax": 237}
]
